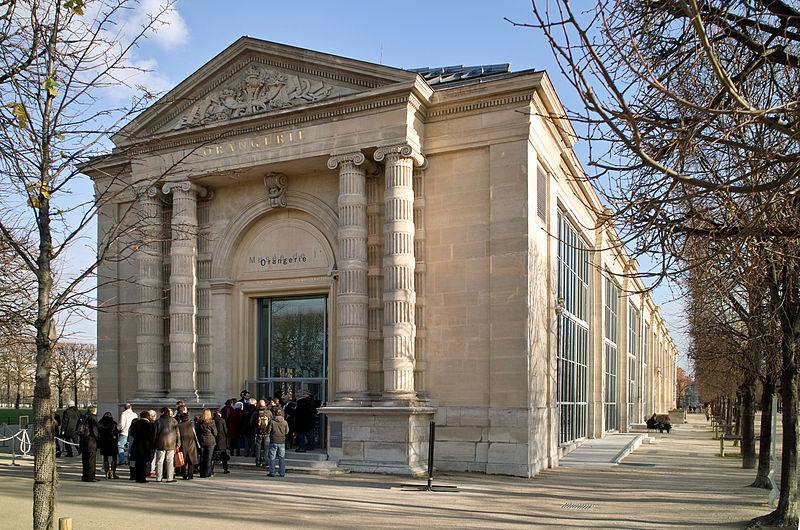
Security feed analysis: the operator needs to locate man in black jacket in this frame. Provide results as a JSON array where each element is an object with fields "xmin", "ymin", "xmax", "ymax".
[
  {"xmin": 79, "ymin": 405, "xmax": 100, "ymax": 482},
  {"xmin": 61, "ymin": 401, "xmax": 81, "ymax": 457}
]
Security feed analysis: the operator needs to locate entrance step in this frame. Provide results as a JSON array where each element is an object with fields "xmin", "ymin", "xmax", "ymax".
[{"xmin": 227, "ymin": 452, "xmax": 347, "ymax": 476}]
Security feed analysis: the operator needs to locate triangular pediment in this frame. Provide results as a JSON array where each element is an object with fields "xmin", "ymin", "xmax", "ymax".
[{"xmin": 115, "ymin": 37, "xmax": 418, "ymax": 145}]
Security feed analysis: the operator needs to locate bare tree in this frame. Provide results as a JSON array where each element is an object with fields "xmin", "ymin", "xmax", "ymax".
[
  {"xmin": 0, "ymin": 1, "xmax": 186, "ymax": 527},
  {"xmin": 521, "ymin": 2, "xmax": 800, "ymax": 525},
  {"xmin": 0, "ymin": 341, "xmax": 34, "ymax": 408},
  {"xmin": 60, "ymin": 342, "xmax": 95, "ymax": 407}
]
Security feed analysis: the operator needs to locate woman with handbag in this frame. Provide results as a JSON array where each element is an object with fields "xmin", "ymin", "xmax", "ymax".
[{"xmin": 176, "ymin": 413, "xmax": 198, "ymax": 480}]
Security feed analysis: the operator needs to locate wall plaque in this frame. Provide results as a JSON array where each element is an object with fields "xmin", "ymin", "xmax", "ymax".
[{"xmin": 329, "ymin": 421, "xmax": 343, "ymax": 448}]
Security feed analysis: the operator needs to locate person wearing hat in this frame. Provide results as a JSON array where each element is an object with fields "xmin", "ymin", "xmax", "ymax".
[
  {"xmin": 61, "ymin": 400, "xmax": 81, "ymax": 457},
  {"xmin": 79, "ymin": 405, "xmax": 100, "ymax": 481}
]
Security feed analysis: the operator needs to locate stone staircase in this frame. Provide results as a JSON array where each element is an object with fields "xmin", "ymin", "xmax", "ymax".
[{"xmin": 228, "ymin": 451, "xmax": 345, "ymax": 475}]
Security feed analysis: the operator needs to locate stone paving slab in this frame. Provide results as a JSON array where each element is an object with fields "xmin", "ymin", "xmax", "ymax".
[
  {"xmin": 0, "ymin": 415, "xmax": 778, "ymax": 528},
  {"xmin": 558, "ymin": 433, "xmax": 644, "ymax": 467}
]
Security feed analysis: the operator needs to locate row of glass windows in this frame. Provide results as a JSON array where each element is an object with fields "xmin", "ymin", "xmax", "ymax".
[{"xmin": 557, "ymin": 210, "xmax": 675, "ymax": 443}]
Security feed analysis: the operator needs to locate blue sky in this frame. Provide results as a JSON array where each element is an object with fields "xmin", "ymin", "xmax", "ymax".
[{"xmin": 68, "ymin": 0, "xmax": 689, "ymax": 366}]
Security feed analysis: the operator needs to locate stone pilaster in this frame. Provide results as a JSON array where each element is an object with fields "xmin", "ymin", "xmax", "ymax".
[
  {"xmin": 136, "ymin": 186, "xmax": 165, "ymax": 398},
  {"xmin": 328, "ymin": 151, "xmax": 372, "ymax": 403},
  {"xmin": 412, "ymin": 167, "xmax": 428, "ymax": 399},
  {"xmin": 374, "ymin": 144, "xmax": 425, "ymax": 403},
  {"xmin": 162, "ymin": 180, "xmax": 207, "ymax": 399}
]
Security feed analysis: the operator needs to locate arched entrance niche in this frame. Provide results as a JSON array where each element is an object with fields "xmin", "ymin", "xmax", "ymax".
[{"xmin": 209, "ymin": 191, "xmax": 338, "ymax": 413}]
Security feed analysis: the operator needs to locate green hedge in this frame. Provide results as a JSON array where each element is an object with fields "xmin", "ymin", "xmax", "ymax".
[{"xmin": 0, "ymin": 408, "xmax": 66, "ymax": 426}]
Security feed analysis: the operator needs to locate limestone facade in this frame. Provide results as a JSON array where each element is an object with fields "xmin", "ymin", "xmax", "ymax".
[{"xmin": 87, "ymin": 37, "xmax": 680, "ymax": 477}]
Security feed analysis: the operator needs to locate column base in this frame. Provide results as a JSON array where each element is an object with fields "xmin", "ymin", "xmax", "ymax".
[{"xmin": 320, "ymin": 405, "xmax": 435, "ymax": 476}]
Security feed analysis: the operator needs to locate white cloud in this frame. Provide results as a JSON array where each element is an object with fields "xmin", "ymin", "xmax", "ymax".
[{"xmin": 131, "ymin": 0, "xmax": 189, "ymax": 49}]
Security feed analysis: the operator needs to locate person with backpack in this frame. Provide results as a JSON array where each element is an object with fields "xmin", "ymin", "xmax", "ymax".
[
  {"xmin": 267, "ymin": 408, "xmax": 290, "ymax": 478},
  {"xmin": 251, "ymin": 400, "xmax": 272, "ymax": 467},
  {"xmin": 78, "ymin": 405, "xmax": 100, "ymax": 482}
]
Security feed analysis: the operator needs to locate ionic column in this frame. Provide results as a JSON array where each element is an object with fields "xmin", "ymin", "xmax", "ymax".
[
  {"xmin": 374, "ymin": 144, "xmax": 425, "ymax": 403},
  {"xmin": 328, "ymin": 152, "xmax": 373, "ymax": 403},
  {"xmin": 162, "ymin": 180, "xmax": 207, "ymax": 399},
  {"xmin": 136, "ymin": 185, "xmax": 165, "ymax": 398}
]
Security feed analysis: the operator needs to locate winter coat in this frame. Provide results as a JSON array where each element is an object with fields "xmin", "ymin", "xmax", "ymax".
[
  {"xmin": 154, "ymin": 415, "xmax": 181, "ymax": 451},
  {"xmin": 225, "ymin": 408, "xmax": 241, "ymax": 441},
  {"xmin": 196, "ymin": 420, "xmax": 217, "ymax": 447},
  {"xmin": 119, "ymin": 408, "xmax": 137, "ymax": 437},
  {"xmin": 128, "ymin": 418, "xmax": 155, "ymax": 462},
  {"xmin": 97, "ymin": 416, "xmax": 119, "ymax": 457},
  {"xmin": 214, "ymin": 416, "xmax": 228, "ymax": 451},
  {"xmin": 176, "ymin": 420, "xmax": 198, "ymax": 464},
  {"xmin": 295, "ymin": 397, "xmax": 318, "ymax": 433},
  {"xmin": 239, "ymin": 403, "xmax": 256, "ymax": 435},
  {"xmin": 78, "ymin": 413, "xmax": 100, "ymax": 453},
  {"xmin": 251, "ymin": 408, "xmax": 273, "ymax": 436},
  {"xmin": 268, "ymin": 417, "xmax": 289, "ymax": 444},
  {"xmin": 62, "ymin": 407, "xmax": 80, "ymax": 437}
]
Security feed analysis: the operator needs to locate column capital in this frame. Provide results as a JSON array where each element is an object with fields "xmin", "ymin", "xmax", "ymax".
[
  {"xmin": 327, "ymin": 151, "xmax": 379, "ymax": 174},
  {"xmin": 162, "ymin": 179, "xmax": 208, "ymax": 198},
  {"xmin": 373, "ymin": 144, "xmax": 427, "ymax": 169}
]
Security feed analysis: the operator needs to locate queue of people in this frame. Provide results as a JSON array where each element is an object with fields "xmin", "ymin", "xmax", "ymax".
[{"xmin": 60, "ymin": 389, "xmax": 318, "ymax": 483}]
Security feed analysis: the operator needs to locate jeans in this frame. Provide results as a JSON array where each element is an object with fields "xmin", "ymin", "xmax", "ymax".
[
  {"xmin": 200, "ymin": 445, "xmax": 214, "ymax": 478},
  {"xmin": 254, "ymin": 434, "xmax": 269, "ymax": 466},
  {"xmin": 117, "ymin": 434, "xmax": 128, "ymax": 464},
  {"xmin": 268, "ymin": 443, "xmax": 286, "ymax": 477},
  {"xmin": 297, "ymin": 431, "xmax": 307, "ymax": 451},
  {"xmin": 241, "ymin": 432, "xmax": 254, "ymax": 457},
  {"xmin": 63, "ymin": 433, "xmax": 80, "ymax": 457},
  {"xmin": 154, "ymin": 449, "xmax": 175, "ymax": 481}
]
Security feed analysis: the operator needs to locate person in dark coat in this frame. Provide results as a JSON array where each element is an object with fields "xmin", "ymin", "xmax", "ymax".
[
  {"xmin": 53, "ymin": 411, "xmax": 62, "ymax": 458},
  {"xmin": 213, "ymin": 408, "xmax": 230, "ymax": 474},
  {"xmin": 176, "ymin": 413, "xmax": 198, "ymax": 480},
  {"xmin": 97, "ymin": 412, "xmax": 120, "ymax": 479},
  {"xmin": 284, "ymin": 400, "xmax": 297, "ymax": 449},
  {"xmin": 79, "ymin": 405, "xmax": 100, "ymax": 482},
  {"xmin": 196, "ymin": 408, "xmax": 218, "ymax": 478},
  {"xmin": 129, "ymin": 411, "xmax": 156, "ymax": 483},
  {"xmin": 61, "ymin": 401, "xmax": 81, "ymax": 457},
  {"xmin": 295, "ymin": 391, "xmax": 318, "ymax": 452},
  {"xmin": 239, "ymin": 398, "xmax": 256, "ymax": 457},
  {"xmin": 226, "ymin": 401, "xmax": 242, "ymax": 456}
]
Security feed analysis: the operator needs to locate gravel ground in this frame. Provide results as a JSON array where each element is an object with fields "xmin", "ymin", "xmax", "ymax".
[{"xmin": 0, "ymin": 415, "xmax": 775, "ymax": 529}]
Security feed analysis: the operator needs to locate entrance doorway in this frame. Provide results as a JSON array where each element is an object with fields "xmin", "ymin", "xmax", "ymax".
[{"xmin": 247, "ymin": 295, "xmax": 328, "ymax": 449}]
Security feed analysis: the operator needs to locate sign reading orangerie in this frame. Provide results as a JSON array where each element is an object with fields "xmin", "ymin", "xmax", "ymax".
[{"xmin": 197, "ymin": 129, "xmax": 304, "ymax": 158}]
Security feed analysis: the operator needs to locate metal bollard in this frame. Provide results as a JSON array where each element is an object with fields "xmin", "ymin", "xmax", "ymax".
[{"xmin": 58, "ymin": 518, "xmax": 72, "ymax": 530}]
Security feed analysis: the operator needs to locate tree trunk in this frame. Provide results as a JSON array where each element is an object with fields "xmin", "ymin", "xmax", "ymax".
[
  {"xmin": 740, "ymin": 376, "xmax": 756, "ymax": 469},
  {"xmin": 56, "ymin": 386, "xmax": 62, "ymax": 409},
  {"xmin": 15, "ymin": 382, "xmax": 21, "ymax": 409},
  {"xmin": 72, "ymin": 384, "xmax": 78, "ymax": 408},
  {"xmin": 749, "ymin": 337, "xmax": 799, "ymax": 528},
  {"xmin": 751, "ymin": 383, "xmax": 774, "ymax": 489}
]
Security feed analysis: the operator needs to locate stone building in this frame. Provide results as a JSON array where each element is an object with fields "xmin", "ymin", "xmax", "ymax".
[{"xmin": 85, "ymin": 38, "xmax": 680, "ymax": 477}]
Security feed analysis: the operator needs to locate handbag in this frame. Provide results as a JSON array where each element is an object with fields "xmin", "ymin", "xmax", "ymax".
[{"xmin": 174, "ymin": 447, "xmax": 186, "ymax": 468}]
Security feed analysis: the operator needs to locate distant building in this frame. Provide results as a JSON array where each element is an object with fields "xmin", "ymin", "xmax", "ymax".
[{"xmin": 85, "ymin": 38, "xmax": 680, "ymax": 477}]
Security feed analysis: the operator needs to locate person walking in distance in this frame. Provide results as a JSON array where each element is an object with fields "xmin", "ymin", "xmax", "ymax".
[
  {"xmin": 97, "ymin": 411, "xmax": 120, "ymax": 479},
  {"xmin": 153, "ymin": 407, "xmax": 180, "ymax": 483},
  {"xmin": 78, "ymin": 405, "xmax": 100, "ymax": 482},
  {"xmin": 267, "ymin": 408, "xmax": 289, "ymax": 478},
  {"xmin": 118, "ymin": 403, "xmax": 137, "ymax": 466},
  {"xmin": 295, "ymin": 391, "xmax": 318, "ymax": 452},
  {"xmin": 197, "ymin": 408, "xmax": 218, "ymax": 478}
]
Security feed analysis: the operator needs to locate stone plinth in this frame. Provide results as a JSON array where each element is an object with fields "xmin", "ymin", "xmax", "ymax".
[{"xmin": 321, "ymin": 405, "xmax": 435, "ymax": 476}]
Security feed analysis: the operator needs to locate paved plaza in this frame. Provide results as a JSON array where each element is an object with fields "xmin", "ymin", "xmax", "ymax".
[{"xmin": 0, "ymin": 416, "xmax": 775, "ymax": 528}]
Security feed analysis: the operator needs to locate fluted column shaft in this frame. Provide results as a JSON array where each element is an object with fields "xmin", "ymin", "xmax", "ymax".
[
  {"xmin": 328, "ymin": 152, "xmax": 370, "ymax": 402},
  {"xmin": 163, "ymin": 180, "xmax": 206, "ymax": 397},
  {"xmin": 374, "ymin": 145, "xmax": 423, "ymax": 402},
  {"xmin": 136, "ymin": 186, "xmax": 165, "ymax": 397}
]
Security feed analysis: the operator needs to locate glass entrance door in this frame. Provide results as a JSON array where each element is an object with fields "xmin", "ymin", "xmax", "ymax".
[{"xmin": 252, "ymin": 296, "xmax": 327, "ymax": 449}]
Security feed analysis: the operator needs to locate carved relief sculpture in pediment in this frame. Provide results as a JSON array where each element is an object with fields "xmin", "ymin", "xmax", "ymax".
[
  {"xmin": 264, "ymin": 172, "xmax": 287, "ymax": 208},
  {"xmin": 177, "ymin": 64, "xmax": 335, "ymax": 129}
]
